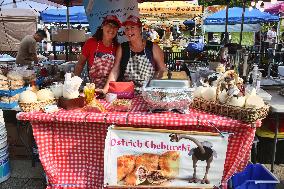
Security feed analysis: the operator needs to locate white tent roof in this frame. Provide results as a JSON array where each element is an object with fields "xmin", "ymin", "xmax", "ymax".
[
  {"xmin": 0, "ymin": 0, "xmax": 60, "ymax": 12},
  {"xmin": 0, "ymin": 8, "xmax": 38, "ymax": 17},
  {"xmin": 203, "ymin": 24, "xmax": 261, "ymax": 32}
]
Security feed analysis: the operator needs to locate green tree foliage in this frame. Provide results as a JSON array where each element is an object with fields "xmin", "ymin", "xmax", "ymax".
[{"xmin": 199, "ymin": 0, "xmax": 248, "ymax": 7}]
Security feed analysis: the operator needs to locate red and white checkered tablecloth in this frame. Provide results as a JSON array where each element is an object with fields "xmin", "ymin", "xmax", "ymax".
[{"xmin": 17, "ymin": 96, "xmax": 261, "ymax": 189}]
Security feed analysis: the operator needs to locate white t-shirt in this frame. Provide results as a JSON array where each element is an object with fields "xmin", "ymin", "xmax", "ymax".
[
  {"xmin": 266, "ymin": 29, "xmax": 276, "ymax": 44},
  {"xmin": 149, "ymin": 30, "xmax": 159, "ymax": 41}
]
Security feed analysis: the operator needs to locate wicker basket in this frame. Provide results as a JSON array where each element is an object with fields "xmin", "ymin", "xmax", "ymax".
[
  {"xmin": 191, "ymin": 97, "xmax": 269, "ymax": 123},
  {"xmin": 192, "ymin": 70, "xmax": 270, "ymax": 123},
  {"xmin": 19, "ymin": 99, "xmax": 55, "ymax": 112}
]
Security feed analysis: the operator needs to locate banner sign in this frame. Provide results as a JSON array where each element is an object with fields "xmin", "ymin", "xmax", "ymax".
[
  {"xmin": 139, "ymin": 6, "xmax": 202, "ymax": 15},
  {"xmin": 104, "ymin": 127, "xmax": 229, "ymax": 188},
  {"xmin": 83, "ymin": 0, "xmax": 139, "ymax": 39}
]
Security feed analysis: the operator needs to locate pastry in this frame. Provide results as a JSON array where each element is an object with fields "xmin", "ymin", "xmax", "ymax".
[
  {"xmin": 218, "ymin": 90, "xmax": 228, "ymax": 104},
  {"xmin": 7, "ymin": 71, "xmax": 23, "ymax": 81},
  {"xmin": 117, "ymin": 155, "xmax": 136, "ymax": 182},
  {"xmin": 10, "ymin": 80, "xmax": 24, "ymax": 86},
  {"xmin": 202, "ymin": 87, "xmax": 217, "ymax": 101},
  {"xmin": 85, "ymin": 99, "xmax": 106, "ymax": 112},
  {"xmin": 111, "ymin": 99, "xmax": 131, "ymax": 112},
  {"xmin": 0, "ymin": 74, "xmax": 8, "ymax": 83},
  {"xmin": 227, "ymin": 96, "xmax": 246, "ymax": 107},
  {"xmin": 36, "ymin": 89, "xmax": 55, "ymax": 101},
  {"xmin": 19, "ymin": 90, "xmax": 38, "ymax": 103},
  {"xmin": 124, "ymin": 165, "xmax": 148, "ymax": 186},
  {"xmin": 135, "ymin": 153, "xmax": 159, "ymax": 172},
  {"xmin": 245, "ymin": 95, "xmax": 265, "ymax": 108},
  {"xmin": 0, "ymin": 80, "xmax": 8, "ymax": 85},
  {"xmin": 159, "ymin": 151, "xmax": 180, "ymax": 178},
  {"xmin": 162, "ymin": 71, "xmax": 187, "ymax": 80},
  {"xmin": 0, "ymin": 85, "xmax": 9, "ymax": 90},
  {"xmin": 1, "ymin": 94, "xmax": 19, "ymax": 103},
  {"xmin": 147, "ymin": 170, "xmax": 167, "ymax": 185},
  {"xmin": 10, "ymin": 85, "xmax": 23, "ymax": 90},
  {"xmin": 193, "ymin": 86, "xmax": 206, "ymax": 98}
]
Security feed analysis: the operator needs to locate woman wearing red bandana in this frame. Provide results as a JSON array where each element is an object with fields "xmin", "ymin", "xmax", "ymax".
[{"xmin": 75, "ymin": 15, "xmax": 121, "ymax": 89}]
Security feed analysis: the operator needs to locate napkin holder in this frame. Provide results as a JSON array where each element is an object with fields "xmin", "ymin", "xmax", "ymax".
[{"xmin": 58, "ymin": 96, "xmax": 85, "ymax": 110}]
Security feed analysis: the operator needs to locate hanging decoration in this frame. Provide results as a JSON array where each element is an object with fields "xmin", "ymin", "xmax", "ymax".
[{"xmin": 138, "ymin": 1, "xmax": 202, "ymax": 26}]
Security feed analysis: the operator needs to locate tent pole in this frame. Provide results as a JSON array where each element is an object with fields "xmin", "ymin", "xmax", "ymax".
[
  {"xmin": 277, "ymin": 17, "xmax": 280, "ymax": 44},
  {"xmin": 225, "ymin": 0, "xmax": 229, "ymax": 44},
  {"xmin": 65, "ymin": 0, "xmax": 70, "ymax": 61},
  {"xmin": 67, "ymin": 6, "xmax": 70, "ymax": 29},
  {"xmin": 239, "ymin": 0, "xmax": 246, "ymax": 45}
]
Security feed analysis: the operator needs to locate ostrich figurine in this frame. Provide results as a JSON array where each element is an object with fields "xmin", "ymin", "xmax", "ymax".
[{"xmin": 169, "ymin": 133, "xmax": 217, "ymax": 184}]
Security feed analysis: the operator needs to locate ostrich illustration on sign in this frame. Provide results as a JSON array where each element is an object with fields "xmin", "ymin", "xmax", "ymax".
[
  {"xmin": 104, "ymin": 127, "xmax": 228, "ymax": 188},
  {"xmin": 170, "ymin": 133, "xmax": 218, "ymax": 184}
]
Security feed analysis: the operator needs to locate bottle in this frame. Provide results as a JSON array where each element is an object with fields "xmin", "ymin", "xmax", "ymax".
[
  {"xmin": 30, "ymin": 80, "xmax": 39, "ymax": 93},
  {"xmin": 84, "ymin": 83, "xmax": 95, "ymax": 104},
  {"xmin": 251, "ymin": 65, "xmax": 262, "ymax": 92}
]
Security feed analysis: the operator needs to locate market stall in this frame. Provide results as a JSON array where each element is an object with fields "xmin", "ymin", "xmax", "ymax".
[
  {"xmin": 5, "ymin": 1, "xmax": 273, "ymax": 188},
  {"xmin": 16, "ymin": 95, "xmax": 262, "ymax": 188}
]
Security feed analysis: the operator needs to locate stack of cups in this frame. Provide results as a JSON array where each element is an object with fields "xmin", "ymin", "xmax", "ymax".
[{"xmin": 0, "ymin": 110, "xmax": 10, "ymax": 183}]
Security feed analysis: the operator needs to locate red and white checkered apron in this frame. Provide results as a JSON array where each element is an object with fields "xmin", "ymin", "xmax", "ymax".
[
  {"xmin": 89, "ymin": 42, "xmax": 114, "ymax": 89},
  {"xmin": 16, "ymin": 97, "xmax": 261, "ymax": 189}
]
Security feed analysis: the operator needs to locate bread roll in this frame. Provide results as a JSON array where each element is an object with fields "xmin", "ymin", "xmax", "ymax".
[{"xmin": 19, "ymin": 90, "xmax": 37, "ymax": 103}]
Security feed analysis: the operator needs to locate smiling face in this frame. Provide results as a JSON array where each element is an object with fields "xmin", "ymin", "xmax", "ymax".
[
  {"xmin": 102, "ymin": 22, "xmax": 119, "ymax": 41},
  {"xmin": 124, "ymin": 24, "xmax": 142, "ymax": 42}
]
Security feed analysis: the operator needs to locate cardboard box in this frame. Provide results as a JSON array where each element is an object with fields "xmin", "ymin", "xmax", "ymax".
[
  {"xmin": 52, "ymin": 29, "xmax": 86, "ymax": 42},
  {"xmin": 58, "ymin": 96, "xmax": 85, "ymax": 110}
]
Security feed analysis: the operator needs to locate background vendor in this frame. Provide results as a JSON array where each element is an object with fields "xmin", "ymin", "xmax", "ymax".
[
  {"xmin": 74, "ymin": 15, "xmax": 121, "ymax": 89},
  {"xmin": 101, "ymin": 15, "xmax": 167, "ymax": 93},
  {"xmin": 16, "ymin": 30, "xmax": 47, "ymax": 66}
]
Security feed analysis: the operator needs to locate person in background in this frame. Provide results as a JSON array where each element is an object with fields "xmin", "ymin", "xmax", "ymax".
[
  {"xmin": 16, "ymin": 30, "xmax": 47, "ymax": 66},
  {"xmin": 156, "ymin": 26, "xmax": 165, "ymax": 40},
  {"xmin": 266, "ymin": 26, "xmax": 277, "ymax": 60},
  {"xmin": 162, "ymin": 27, "xmax": 173, "ymax": 52},
  {"xmin": 43, "ymin": 26, "xmax": 51, "ymax": 53},
  {"xmin": 74, "ymin": 15, "xmax": 121, "ymax": 89},
  {"xmin": 100, "ymin": 15, "xmax": 167, "ymax": 93},
  {"xmin": 266, "ymin": 26, "xmax": 277, "ymax": 46},
  {"xmin": 76, "ymin": 25, "xmax": 82, "ymax": 30},
  {"xmin": 171, "ymin": 26, "xmax": 178, "ymax": 40},
  {"xmin": 142, "ymin": 26, "xmax": 150, "ymax": 40},
  {"xmin": 149, "ymin": 28, "xmax": 160, "ymax": 43}
]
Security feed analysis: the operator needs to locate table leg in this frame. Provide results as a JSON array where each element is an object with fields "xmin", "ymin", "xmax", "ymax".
[
  {"xmin": 271, "ymin": 113, "xmax": 279, "ymax": 172},
  {"xmin": 16, "ymin": 120, "xmax": 38, "ymax": 167}
]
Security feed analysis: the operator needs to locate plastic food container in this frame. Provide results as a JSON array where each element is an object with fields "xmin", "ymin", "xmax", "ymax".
[{"xmin": 110, "ymin": 99, "xmax": 132, "ymax": 112}]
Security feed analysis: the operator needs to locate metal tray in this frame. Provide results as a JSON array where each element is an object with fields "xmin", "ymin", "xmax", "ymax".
[
  {"xmin": 148, "ymin": 79, "xmax": 190, "ymax": 88},
  {"xmin": 142, "ymin": 81, "xmax": 194, "ymax": 112}
]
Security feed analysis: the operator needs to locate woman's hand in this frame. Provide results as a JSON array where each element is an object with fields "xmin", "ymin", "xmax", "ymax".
[
  {"xmin": 96, "ymin": 89, "xmax": 107, "ymax": 99},
  {"xmin": 96, "ymin": 88, "xmax": 107, "ymax": 94}
]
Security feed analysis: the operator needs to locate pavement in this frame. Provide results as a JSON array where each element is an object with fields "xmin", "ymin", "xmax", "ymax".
[
  {"xmin": 0, "ymin": 160, "xmax": 46, "ymax": 189},
  {"xmin": 0, "ymin": 159, "xmax": 283, "ymax": 189}
]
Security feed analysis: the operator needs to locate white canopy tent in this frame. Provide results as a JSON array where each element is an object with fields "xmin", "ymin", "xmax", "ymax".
[
  {"xmin": 203, "ymin": 24, "xmax": 261, "ymax": 33},
  {"xmin": 0, "ymin": 9, "xmax": 38, "ymax": 51}
]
